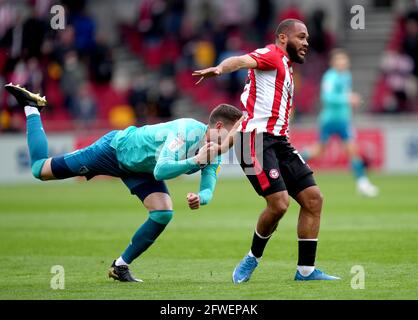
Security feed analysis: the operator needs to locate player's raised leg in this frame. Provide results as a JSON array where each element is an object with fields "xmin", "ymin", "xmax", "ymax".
[
  {"xmin": 4, "ymin": 84, "xmax": 58, "ymax": 181},
  {"xmin": 293, "ymin": 185, "xmax": 340, "ymax": 280},
  {"xmin": 109, "ymin": 181, "xmax": 173, "ymax": 283}
]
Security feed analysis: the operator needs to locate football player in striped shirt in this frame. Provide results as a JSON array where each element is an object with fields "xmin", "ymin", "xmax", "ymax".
[{"xmin": 194, "ymin": 19, "xmax": 340, "ymax": 283}]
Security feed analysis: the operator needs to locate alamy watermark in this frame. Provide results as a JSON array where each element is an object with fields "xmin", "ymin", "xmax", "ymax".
[
  {"xmin": 351, "ymin": 5, "xmax": 365, "ymax": 30},
  {"xmin": 50, "ymin": 5, "xmax": 66, "ymax": 30},
  {"xmin": 350, "ymin": 265, "xmax": 365, "ymax": 289},
  {"xmin": 50, "ymin": 265, "xmax": 65, "ymax": 290}
]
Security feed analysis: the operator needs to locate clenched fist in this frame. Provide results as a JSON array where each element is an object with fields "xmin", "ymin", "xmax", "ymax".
[{"xmin": 187, "ymin": 193, "xmax": 200, "ymax": 210}]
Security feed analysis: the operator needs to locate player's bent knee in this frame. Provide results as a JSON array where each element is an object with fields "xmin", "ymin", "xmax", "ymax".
[
  {"xmin": 271, "ymin": 201, "xmax": 289, "ymax": 216},
  {"xmin": 266, "ymin": 193, "xmax": 290, "ymax": 216},
  {"xmin": 31, "ymin": 159, "xmax": 47, "ymax": 180},
  {"xmin": 149, "ymin": 210, "xmax": 173, "ymax": 225},
  {"xmin": 143, "ymin": 192, "xmax": 173, "ymax": 211},
  {"xmin": 304, "ymin": 191, "xmax": 323, "ymax": 214},
  {"xmin": 268, "ymin": 198, "xmax": 289, "ymax": 216}
]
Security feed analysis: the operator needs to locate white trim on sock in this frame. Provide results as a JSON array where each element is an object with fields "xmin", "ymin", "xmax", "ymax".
[
  {"xmin": 298, "ymin": 238, "xmax": 318, "ymax": 241},
  {"xmin": 248, "ymin": 250, "xmax": 261, "ymax": 263},
  {"xmin": 357, "ymin": 176, "xmax": 370, "ymax": 185},
  {"xmin": 24, "ymin": 106, "xmax": 40, "ymax": 117},
  {"xmin": 115, "ymin": 256, "xmax": 128, "ymax": 266},
  {"xmin": 297, "ymin": 265, "xmax": 315, "ymax": 277},
  {"xmin": 255, "ymin": 229, "xmax": 272, "ymax": 240}
]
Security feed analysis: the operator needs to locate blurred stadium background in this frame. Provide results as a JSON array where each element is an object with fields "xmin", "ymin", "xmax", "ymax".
[
  {"xmin": 0, "ymin": 0, "xmax": 418, "ymax": 180},
  {"xmin": 0, "ymin": 0, "xmax": 418, "ymax": 300}
]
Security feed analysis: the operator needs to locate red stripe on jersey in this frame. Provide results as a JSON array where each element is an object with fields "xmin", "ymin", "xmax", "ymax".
[
  {"xmin": 279, "ymin": 90, "xmax": 291, "ymax": 136},
  {"xmin": 250, "ymin": 131, "xmax": 270, "ymax": 191},
  {"xmin": 241, "ymin": 70, "xmax": 257, "ymax": 132},
  {"xmin": 266, "ymin": 61, "xmax": 286, "ymax": 133}
]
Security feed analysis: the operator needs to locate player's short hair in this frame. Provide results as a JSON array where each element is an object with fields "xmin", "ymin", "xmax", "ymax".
[
  {"xmin": 209, "ymin": 104, "xmax": 243, "ymax": 127},
  {"xmin": 275, "ymin": 19, "xmax": 305, "ymax": 37},
  {"xmin": 330, "ymin": 48, "xmax": 348, "ymax": 60}
]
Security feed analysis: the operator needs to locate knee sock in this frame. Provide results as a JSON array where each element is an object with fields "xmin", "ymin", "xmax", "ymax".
[
  {"xmin": 25, "ymin": 107, "xmax": 48, "ymax": 179},
  {"xmin": 118, "ymin": 210, "xmax": 173, "ymax": 265},
  {"xmin": 297, "ymin": 238, "xmax": 318, "ymax": 276},
  {"xmin": 351, "ymin": 157, "xmax": 366, "ymax": 180},
  {"xmin": 250, "ymin": 229, "xmax": 272, "ymax": 260}
]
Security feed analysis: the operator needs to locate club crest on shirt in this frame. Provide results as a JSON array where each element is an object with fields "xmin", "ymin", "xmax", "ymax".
[
  {"xmin": 269, "ymin": 169, "xmax": 279, "ymax": 179},
  {"xmin": 168, "ymin": 137, "xmax": 185, "ymax": 152}
]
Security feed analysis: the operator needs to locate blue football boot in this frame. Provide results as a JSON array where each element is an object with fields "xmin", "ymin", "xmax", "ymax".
[
  {"xmin": 232, "ymin": 254, "xmax": 259, "ymax": 284},
  {"xmin": 294, "ymin": 268, "xmax": 340, "ymax": 281}
]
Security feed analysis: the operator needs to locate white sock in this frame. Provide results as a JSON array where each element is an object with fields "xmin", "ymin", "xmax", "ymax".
[
  {"xmin": 248, "ymin": 250, "xmax": 261, "ymax": 263},
  {"xmin": 24, "ymin": 106, "xmax": 40, "ymax": 117},
  {"xmin": 357, "ymin": 176, "xmax": 370, "ymax": 185},
  {"xmin": 297, "ymin": 265, "xmax": 315, "ymax": 277},
  {"xmin": 115, "ymin": 256, "xmax": 128, "ymax": 266}
]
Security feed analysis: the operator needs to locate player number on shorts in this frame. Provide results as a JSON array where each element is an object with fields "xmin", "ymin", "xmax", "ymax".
[{"xmin": 293, "ymin": 150, "xmax": 306, "ymax": 164}]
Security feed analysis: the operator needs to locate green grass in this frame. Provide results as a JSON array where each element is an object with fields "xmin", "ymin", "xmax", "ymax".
[{"xmin": 0, "ymin": 173, "xmax": 417, "ymax": 299}]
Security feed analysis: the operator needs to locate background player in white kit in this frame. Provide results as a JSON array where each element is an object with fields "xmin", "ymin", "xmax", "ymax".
[{"xmin": 194, "ymin": 19, "xmax": 340, "ymax": 283}]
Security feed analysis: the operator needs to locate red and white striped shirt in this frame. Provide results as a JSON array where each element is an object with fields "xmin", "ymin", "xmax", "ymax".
[{"xmin": 240, "ymin": 44, "xmax": 294, "ymax": 137}]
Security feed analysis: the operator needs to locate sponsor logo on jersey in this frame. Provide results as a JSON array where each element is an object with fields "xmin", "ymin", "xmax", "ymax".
[{"xmin": 168, "ymin": 137, "xmax": 185, "ymax": 152}]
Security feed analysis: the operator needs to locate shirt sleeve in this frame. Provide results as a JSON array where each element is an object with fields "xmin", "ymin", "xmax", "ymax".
[
  {"xmin": 348, "ymin": 73, "xmax": 353, "ymax": 91},
  {"xmin": 153, "ymin": 133, "xmax": 199, "ymax": 181},
  {"xmin": 321, "ymin": 73, "xmax": 349, "ymax": 105},
  {"xmin": 248, "ymin": 47, "xmax": 278, "ymax": 71},
  {"xmin": 198, "ymin": 162, "xmax": 220, "ymax": 206}
]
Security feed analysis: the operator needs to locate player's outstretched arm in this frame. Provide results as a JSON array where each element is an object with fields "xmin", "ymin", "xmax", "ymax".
[{"xmin": 192, "ymin": 55, "xmax": 257, "ymax": 84}]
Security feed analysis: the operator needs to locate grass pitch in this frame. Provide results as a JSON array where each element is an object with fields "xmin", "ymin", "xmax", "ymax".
[{"xmin": 0, "ymin": 173, "xmax": 417, "ymax": 300}]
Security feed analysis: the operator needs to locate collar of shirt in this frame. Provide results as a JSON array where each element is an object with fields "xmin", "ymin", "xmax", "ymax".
[{"xmin": 275, "ymin": 45, "xmax": 292, "ymax": 66}]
